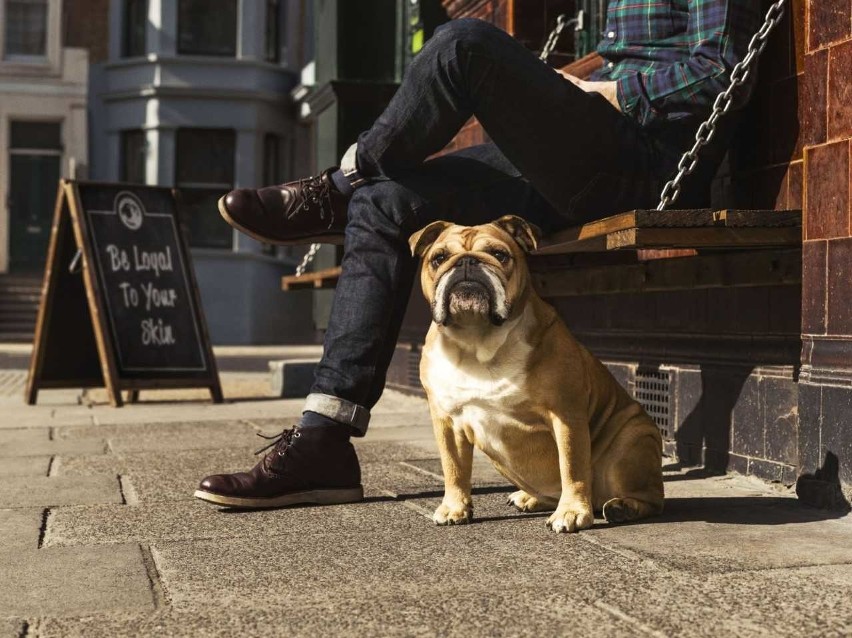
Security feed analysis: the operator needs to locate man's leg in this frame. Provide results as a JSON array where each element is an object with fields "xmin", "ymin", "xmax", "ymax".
[
  {"xmin": 220, "ymin": 18, "xmax": 674, "ymax": 245},
  {"xmin": 311, "ymin": 143, "xmax": 568, "ymax": 426},
  {"xmin": 345, "ymin": 18, "xmax": 674, "ymax": 218}
]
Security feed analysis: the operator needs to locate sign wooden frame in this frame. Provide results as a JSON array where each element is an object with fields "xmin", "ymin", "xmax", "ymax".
[{"xmin": 26, "ymin": 180, "xmax": 223, "ymax": 407}]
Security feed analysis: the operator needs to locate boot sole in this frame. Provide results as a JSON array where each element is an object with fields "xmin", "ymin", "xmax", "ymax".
[
  {"xmin": 193, "ymin": 485, "xmax": 364, "ymax": 509},
  {"xmin": 217, "ymin": 196, "xmax": 345, "ymax": 247}
]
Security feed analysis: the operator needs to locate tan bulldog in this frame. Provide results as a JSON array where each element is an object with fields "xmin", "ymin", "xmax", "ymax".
[{"xmin": 409, "ymin": 215, "xmax": 664, "ymax": 533}]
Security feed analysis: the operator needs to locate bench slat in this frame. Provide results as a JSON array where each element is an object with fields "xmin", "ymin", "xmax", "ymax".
[
  {"xmin": 538, "ymin": 226, "xmax": 801, "ymax": 256},
  {"xmin": 282, "ymin": 266, "xmax": 342, "ymax": 291},
  {"xmin": 281, "ymin": 209, "xmax": 803, "ymax": 287}
]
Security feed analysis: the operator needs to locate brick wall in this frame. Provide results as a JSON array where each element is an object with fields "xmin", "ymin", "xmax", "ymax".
[
  {"xmin": 63, "ymin": 0, "xmax": 110, "ymax": 63},
  {"xmin": 798, "ymin": 0, "xmax": 852, "ymax": 493},
  {"xmin": 716, "ymin": 0, "xmax": 804, "ymax": 211}
]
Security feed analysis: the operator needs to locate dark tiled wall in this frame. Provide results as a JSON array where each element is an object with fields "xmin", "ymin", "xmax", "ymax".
[{"xmin": 606, "ymin": 362, "xmax": 799, "ymax": 485}]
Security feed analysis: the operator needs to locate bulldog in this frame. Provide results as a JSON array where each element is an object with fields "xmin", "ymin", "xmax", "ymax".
[{"xmin": 409, "ymin": 215, "xmax": 664, "ymax": 533}]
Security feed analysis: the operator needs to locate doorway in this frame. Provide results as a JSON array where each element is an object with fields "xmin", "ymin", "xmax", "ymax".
[{"xmin": 7, "ymin": 121, "xmax": 62, "ymax": 273}]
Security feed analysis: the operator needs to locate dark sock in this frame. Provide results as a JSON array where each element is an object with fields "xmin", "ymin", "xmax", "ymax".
[
  {"xmin": 329, "ymin": 168, "xmax": 355, "ymax": 197},
  {"xmin": 299, "ymin": 410, "xmax": 352, "ymax": 438}
]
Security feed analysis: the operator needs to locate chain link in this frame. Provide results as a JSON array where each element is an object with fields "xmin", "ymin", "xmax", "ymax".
[
  {"xmin": 295, "ymin": 242, "xmax": 321, "ymax": 277},
  {"xmin": 540, "ymin": 14, "xmax": 571, "ymax": 62},
  {"xmin": 656, "ymin": 0, "xmax": 787, "ymax": 210}
]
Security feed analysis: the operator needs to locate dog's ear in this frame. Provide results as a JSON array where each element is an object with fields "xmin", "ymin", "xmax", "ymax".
[
  {"xmin": 409, "ymin": 221, "xmax": 452, "ymax": 257},
  {"xmin": 491, "ymin": 215, "xmax": 541, "ymax": 253}
]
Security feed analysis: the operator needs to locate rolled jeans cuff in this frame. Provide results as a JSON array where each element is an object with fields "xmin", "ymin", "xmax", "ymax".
[
  {"xmin": 303, "ymin": 392, "xmax": 370, "ymax": 436},
  {"xmin": 340, "ymin": 142, "xmax": 367, "ymax": 188}
]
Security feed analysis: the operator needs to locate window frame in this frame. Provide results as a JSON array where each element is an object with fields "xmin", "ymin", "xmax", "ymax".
[
  {"xmin": 119, "ymin": 129, "xmax": 147, "ymax": 184},
  {"xmin": 174, "ymin": 127, "xmax": 237, "ymax": 250},
  {"xmin": 3, "ymin": 0, "xmax": 49, "ymax": 61},
  {"xmin": 121, "ymin": 0, "xmax": 148, "ymax": 58}
]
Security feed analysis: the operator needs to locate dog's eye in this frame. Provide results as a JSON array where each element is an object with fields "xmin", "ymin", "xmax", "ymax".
[
  {"xmin": 490, "ymin": 250, "xmax": 509, "ymax": 264},
  {"xmin": 430, "ymin": 252, "xmax": 447, "ymax": 268}
]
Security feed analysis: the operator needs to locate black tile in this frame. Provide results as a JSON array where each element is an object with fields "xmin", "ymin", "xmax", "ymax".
[
  {"xmin": 820, "ymin": 385, "xmax": 852, "ymax": 485},
  {"xmin": 673, "ymin": 368, "xmax": 703, "ymax": 448},
  {"xmin": 604, "ymin": 362, "xmax": 633, "ymax": 393},
  {"xmin": 797, "ymin": 383, "xmax": 823, "ymax": 473},
  {"xmin": 731, "ymin": 375, "xmax": 765, "ymax": 458},
  {"xmin": 748, "ymin": 458, "xmax": 785, "ymax": 482},
  {"xmin": 727, "ymin": 453, "xmax": 750, "ymax": 475},
  {"xmin": 763, "ymin": 377, "xmax": 799, "ymax": 466}
]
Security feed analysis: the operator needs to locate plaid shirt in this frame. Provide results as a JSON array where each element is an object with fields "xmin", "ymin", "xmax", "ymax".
[{"xmin": 590, "ymin": 0, "xmax": 762, "ymax": 128}]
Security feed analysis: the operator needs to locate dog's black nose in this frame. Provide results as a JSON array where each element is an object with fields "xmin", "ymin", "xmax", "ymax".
[{"xmin": 455, "ymin": 256, "xmax": 479, "ymax": 269}]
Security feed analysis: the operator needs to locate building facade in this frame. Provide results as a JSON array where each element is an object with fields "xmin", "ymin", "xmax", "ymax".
[
  {"xmin": 0, "ymin": 0, "xmax": 88, "ymax": 274},
  {"xmin": 87, "ymin": 0, "xmax": 315, "ymax": 343}
]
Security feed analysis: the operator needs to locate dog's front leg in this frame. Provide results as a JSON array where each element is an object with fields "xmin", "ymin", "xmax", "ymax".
[
  {"xmin": 547, "ymin": 412, "xmax": 594, "ymax": 533},
  {"xmin": 432, "ymin": 415, "xmax": 474, "ymax": 525}
]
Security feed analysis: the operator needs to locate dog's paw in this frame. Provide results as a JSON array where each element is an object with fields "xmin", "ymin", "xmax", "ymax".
[
  {"xmin": 507, "ymin": 490, "xmax": 552, "ymax": 513},
  {"xmin": 433, "ymin": 501, "xmax": 473, "ymax": 526},
  {"xmin": 546, "ymin": 505, "xmax": 594, "ymax": 533}
]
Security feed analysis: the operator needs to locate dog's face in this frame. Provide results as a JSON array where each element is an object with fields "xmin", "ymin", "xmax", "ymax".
[{"xmin": 409, "ymin": 215, "xmax": 541, "ymax": 328}]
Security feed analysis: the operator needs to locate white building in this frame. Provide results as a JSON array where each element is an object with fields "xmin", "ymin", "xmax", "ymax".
[
  {"xmin": 0, "ymin": 0, "xmax": 88, "ymax": 273},
  {"xmin": 88, "ymin": 0, "xmax": 315, "ymax": 343}
]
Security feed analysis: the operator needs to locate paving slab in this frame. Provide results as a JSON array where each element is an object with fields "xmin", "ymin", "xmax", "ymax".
[
  {"xmin": 149, "ymin": 523, "xmax": 632, "ymax": 610},
  {"xmin": 0, "ymin": 508, "xmax": 43, "ymax": 551},
  {"xmin": 143, "ymin": 511, "xmax": 852, "ymax": 637},
  {"xmin": 585, "ymin": 495, "xmax": 852, "ymax": 573},
  {"xmin": 43, "ymin": 499, "xmax": 421, "ymax": 547},
  {"xmin": 0, "ymin": 475, "xmax": 122, "ymax": 508},
  {"xmin": 35, "ymin": 591, "xmax": 639, "ymax": 638},
  {"xmin": 0, "ymin": 455, "xmax": 51, "ymax": 476},
  {"xmin": 0, "ymin": 544, "xmax": 155, "ymax": 617},
  {"xmin": 351, "ymin": 439, "xmax": 438, "ymax": 463},
  {"xmin": 0, "ymin": 619, "xmax": 24, "ymax": 638},
  {"xmin": 0, "ymin": 438, "xmax": 106, "ymax": 458},
  {"xmin": 54, "ymin": 421, "xmax": 257, "ymax": 453}
]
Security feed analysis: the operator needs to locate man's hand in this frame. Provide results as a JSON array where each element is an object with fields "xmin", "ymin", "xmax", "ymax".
[{"xmin": 557, "ymin": 69, "xmax": 621, "ymax": 113}]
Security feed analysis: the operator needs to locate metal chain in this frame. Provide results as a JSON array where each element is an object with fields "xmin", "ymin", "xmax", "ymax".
[
  {"xmin": 295, "ymin": 242, "xmax": 321, "ymax": 277},
  {"xmin": 540, "ymin": 14, "xmax": 571, "ymax": 62},
  {"xmin": 656, "ymin": 0, "xmax": 787, "ymax": 210}
]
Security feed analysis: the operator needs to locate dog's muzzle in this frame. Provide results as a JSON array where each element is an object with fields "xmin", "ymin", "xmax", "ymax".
[{"xmin": 432, "ymin": 256, "xmax": 509, "ymax": 326}]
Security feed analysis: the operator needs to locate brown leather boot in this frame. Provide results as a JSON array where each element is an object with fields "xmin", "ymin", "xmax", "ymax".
[
  {"xmin": 217, "ymin": 168, "xmax": 350, "ymax": 245},
  {"xmin": 194, "ymin": 425, "xmax": 363, "ymax": 508}
]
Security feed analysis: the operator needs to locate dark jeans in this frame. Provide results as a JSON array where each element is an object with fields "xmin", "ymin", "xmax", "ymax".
[{"xmin": 310, "ymin": 18, "xmax": 699, "ymax": 433}]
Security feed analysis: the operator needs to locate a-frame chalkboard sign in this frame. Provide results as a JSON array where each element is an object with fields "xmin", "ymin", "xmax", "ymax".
[{"xmin": 26, "ymin": 180, "xmax": 223, "ymax": 407}]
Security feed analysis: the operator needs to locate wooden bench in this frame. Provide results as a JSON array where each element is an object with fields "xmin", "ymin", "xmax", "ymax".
[{"xmin": 282, "ymin": 208, "xmax": 802, "ymax": 291}]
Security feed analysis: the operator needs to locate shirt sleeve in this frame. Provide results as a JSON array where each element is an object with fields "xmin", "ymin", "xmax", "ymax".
[{"xmin": 616, "ymin": 0, "xmax": 760, "ymax": 127}]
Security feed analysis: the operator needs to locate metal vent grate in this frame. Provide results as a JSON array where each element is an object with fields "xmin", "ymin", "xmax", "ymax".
[
  {"xmin": 634, "ymin": 367, "xmax": 672, "ymax": 440},
  {"xmin": 407, "ymin": 345, "xmax": 423, "ymax": 389}
]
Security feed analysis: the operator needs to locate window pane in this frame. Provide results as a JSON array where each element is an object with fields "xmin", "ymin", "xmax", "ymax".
[
  {"xmin": 122, "ymin": 0, "xmax": 148, "ymax": 57},
  {"xmin": 263, "ymin": 134, "xmax": 281, "ymax": 185},
  {"xmin": 120, "ymin": 130, "xmax": 146, "ymax": 183},
  {"xmin": 175, "ymin": 128, "xmax": 235, "ymax": 249},
  {"xmin": 264, "ymin": 0, "xmax": 280, "ymax": 63},
  {"xmin": 175, "ymin": 128, "xmax": 235, "ymax": 186},
  {"xmin": 5, "ymin": 0, "xmax": 47, "ymax": 57},
  {"xmin": 9, "ymin": 121, "xmax": 61, "ymax": 150},
  {"xmin": 176, "ymin": 188, "xmax": 233, "ymax": 249},
  {"xmin": 177, "ymin": 0, "xmax": 237, "ymax": 57}
]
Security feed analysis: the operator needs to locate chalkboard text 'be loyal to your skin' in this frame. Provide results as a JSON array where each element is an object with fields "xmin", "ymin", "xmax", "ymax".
[{"xmin": 105, "ymin": 244, "xmax": 178, "ymax": 346}]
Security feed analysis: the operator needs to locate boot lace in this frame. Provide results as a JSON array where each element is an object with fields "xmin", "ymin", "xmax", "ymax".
[
  {"xmin": 290, "ymin": 175, "xmax": 332, "ymax": 223},
  {"xmin": 254, "ymin": 426, "xmax": 301, "ymax": 456}
]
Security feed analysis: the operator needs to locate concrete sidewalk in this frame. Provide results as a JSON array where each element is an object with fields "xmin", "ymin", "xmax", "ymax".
[{"xmin": 1, "ymin": 370, "xmax": 851, "ymax": 637}]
